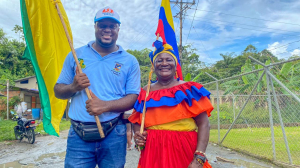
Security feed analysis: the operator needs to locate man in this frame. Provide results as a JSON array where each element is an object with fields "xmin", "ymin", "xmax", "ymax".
[{"xmin": 54, "ymin": 6, "xmax": 140, "ymax": 168}]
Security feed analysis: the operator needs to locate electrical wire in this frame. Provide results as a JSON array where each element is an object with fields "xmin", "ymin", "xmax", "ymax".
[
  {"xmin": 184, "ymin": 17, "xmax": 300, "ymax": 37},
  {"xmin": 189, "ymin": 8, "xmax": 300, "ymax": 27},
  {"xmin": 185, "ymin": 0, "xmax": 199, "ymax": 44},
  {"xmin": 184, "ymin": 15, "xmax": 300, "ymax": 34}
]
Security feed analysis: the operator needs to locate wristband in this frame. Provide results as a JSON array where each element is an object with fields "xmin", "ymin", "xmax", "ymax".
[{"xmin": 194, "ymin": 150, "xmax": 207, "ymax": 165}]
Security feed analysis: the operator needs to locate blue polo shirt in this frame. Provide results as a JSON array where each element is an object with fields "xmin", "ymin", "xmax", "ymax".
[{"xmin": 57, "ymin": 41, "xmax": 141, "ymax": 122}]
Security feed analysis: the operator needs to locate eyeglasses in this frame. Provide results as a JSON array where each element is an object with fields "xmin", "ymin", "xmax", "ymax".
[{"xmin": 96, "ymin": 23, "xmax": 119, "ymax": 30}]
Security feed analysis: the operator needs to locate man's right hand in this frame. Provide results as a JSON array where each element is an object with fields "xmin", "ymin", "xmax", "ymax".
[{"xmin": 71, "ymin": 66, "xmax": 90, "ymax": 92}]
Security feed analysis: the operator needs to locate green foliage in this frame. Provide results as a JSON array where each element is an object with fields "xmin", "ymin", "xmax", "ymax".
[
  {"xmin": 276, "ymin": 56, "xmax": 300, "ymax": 93},
  {"xmin": 127, "ymin": 48, "xmax": 152, "ymax": 87},
  {"xmin": 221, "ymin": 58, "xmax": 274, "ymax": 95},
  {"xmin": 0, "ymin": 119, "xmax": 71, "ymax": 142},
  {"xmin": 9, "ymin": 96, "xmax": 21, "ymax": 108},
  {"xmin": 181, "ymin": 44, "xmax": 205, "ymax": 79},
  {"xmin": 0, "ymin": 96, "xmax": 21, "ymax": 119},
  {"xmin": 0, "ymin": 26, "xmax": 34, "ymax": 86},
  {"xmin": 184, "ymin": 73, "xmax": 191, "ymax": 81}
]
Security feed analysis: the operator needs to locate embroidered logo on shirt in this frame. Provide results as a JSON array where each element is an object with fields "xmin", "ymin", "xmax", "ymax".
[
  {"xmin": 78, "ymin": 58, "xmax": 86, "ymax": 69},
  {"xmin": 114, "ymin": 63, "xmax": 122, "ymax": 72},
  {"xmin": 111, "ymin": 62, "xmax": 123, "ymax": 76}
]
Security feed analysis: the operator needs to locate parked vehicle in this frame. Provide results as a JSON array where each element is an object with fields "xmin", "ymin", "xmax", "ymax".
[{"xmin": 11, "ymin": 111, "xmax": 36, "ymax": 144}]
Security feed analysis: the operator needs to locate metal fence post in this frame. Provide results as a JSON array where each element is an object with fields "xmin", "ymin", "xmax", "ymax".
[
  {"xmin": 249, "ymin": 56, "xmax": 277, "ymax": 160},
  {"xmin": 233, "ymin": 96, "xmax": 235, "ymax": 119},
  {"xmin": 269, "ymin": 75, "xmax": 293, "ymax": 164},
  {"xmin": 265, "ymin": 68, "xmax": 276, "ymax": 161},
  {"xmin": 205, "ymin": 72, "xmax": 220, "ymax": 143}
]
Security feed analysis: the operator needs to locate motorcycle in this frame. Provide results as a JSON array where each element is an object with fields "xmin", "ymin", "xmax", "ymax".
[{"xmin": 11, "ymin": 111, "xmax": 36, "ymax": 144}]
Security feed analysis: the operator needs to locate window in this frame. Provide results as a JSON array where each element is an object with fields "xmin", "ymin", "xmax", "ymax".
[{"xmin": 20, "ymin": 80, "xmax": 29, "ymax": 84}]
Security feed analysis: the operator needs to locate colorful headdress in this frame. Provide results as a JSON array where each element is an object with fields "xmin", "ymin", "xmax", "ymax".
[
  {"xmin": 149, "ymin": 40, "xmax": 180, "ymax": 80},
  {"xmin": 149, "ymin": 40, "xmax": 177, "ymax": 65}
]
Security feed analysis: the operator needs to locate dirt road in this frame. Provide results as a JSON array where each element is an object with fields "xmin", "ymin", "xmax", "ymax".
[{"xmin": 0, "ymin": 130, "xmax": 278, "ymax": 168}]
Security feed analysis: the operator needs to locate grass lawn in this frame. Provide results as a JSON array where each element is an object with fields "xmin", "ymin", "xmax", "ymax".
[
  {"xmin": 0, "ymin": 119, "xmax": 71, "ymax": 142},
  {"xmin": 210, "ymin": 126, "xmax": 300, "ymax": 166}
]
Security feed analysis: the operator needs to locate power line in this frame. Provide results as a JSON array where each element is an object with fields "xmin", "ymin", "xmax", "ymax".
[
  {"xmin": 192, "ymin": 26, "xmax": 210, "ymax": 58},
  {"xmin": 128, "ymin": 12, "xmax": 160, "ymax": 49},
  {"xmin": 189, "ymin": 8, "xmax": 300, "ymax": 27},
  {"xmin": 185, "ymin": 0, "xmax": 199, "ymax": 44},
  {"xmin": 184, "ymin": 17, "xmax": 300, "ymax": 37},
  {"xmin": 269, "ymin": 47, "xmax": 300, "ymax": 58},
  {"xmin": 267, "ymin": 40, "xmax": 300, "ymax": 51},
  {"xmin": 184, "ymin": 15, "xmax": 300, "ymax": 34}
]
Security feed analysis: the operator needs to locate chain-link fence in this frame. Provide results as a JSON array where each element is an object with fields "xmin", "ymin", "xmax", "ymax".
[{"xmin": 203, "ymin": 56, "xmax": 300, "ymax": 167}]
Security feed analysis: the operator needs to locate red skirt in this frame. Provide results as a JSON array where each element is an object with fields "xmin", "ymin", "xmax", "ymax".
[{"xmin": 137, "ymin": 129, "xmax": 211, "ymax": 168}]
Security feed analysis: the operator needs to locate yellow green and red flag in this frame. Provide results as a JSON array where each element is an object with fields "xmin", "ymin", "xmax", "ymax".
[{"xmin": 20, "ymin": 0, "xmax": 72, "ymax": 136}]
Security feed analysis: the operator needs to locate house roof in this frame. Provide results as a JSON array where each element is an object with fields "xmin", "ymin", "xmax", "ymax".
[
  {"xmin": 14, "ymin": 86, "xmax": 39, "ymax": 94},
  {"xmin": 14, "ymin": 76, "xmax": 36, "ymax": 82},
  {"xmin": 0, "ymin": 85, "xmax": 39, "ymax": 94}
]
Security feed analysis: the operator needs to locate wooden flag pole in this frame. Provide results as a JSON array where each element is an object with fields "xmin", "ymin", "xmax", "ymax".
[
  {"xmin": 139, "ymin": 34, "xmax": 160, "ymax": 134},
  {"xmin": 54, "ymin": 2, "xmax": 105, "ymax": 138}
]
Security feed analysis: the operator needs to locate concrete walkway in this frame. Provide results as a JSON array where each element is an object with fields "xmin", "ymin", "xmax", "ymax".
[{"xmin": 0, "ymin": 129, "xmax": 279, "ymax": 168}]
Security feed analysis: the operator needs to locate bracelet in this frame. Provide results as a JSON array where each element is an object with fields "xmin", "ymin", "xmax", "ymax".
[
  {"xmin": 194, "ymin": 150, "xmax": 207, "ymax": 165},
  {"xmin": 195, "ymin": 157, "xmax": 204, "ymax": 166},
  {"xmin": 195, "ymin": 150, "xmax": 206, "ymax": 156}
]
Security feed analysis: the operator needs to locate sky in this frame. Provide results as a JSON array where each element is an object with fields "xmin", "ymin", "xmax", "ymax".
[{"xmin": 1, "ymin": 0, "xmax": 300, "ymax": 64}]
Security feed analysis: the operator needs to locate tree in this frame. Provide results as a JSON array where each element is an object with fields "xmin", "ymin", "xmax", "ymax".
[
  {"xmin": 181, "ymin": 44, "xmax": 205, "ymax": 79},
  {"xmin": 12, "ymin": 25, "xmax": 24, "ymax": 42},
  {"xmin": 127, "ymin": 48, "xmax": 152, "ymax": 87},
  {"xmin": 277, "ymin": 55, "xmax": 300, "ymax": 93},
  {"xmin": 0, "ymin": 27, "xmax": 34, "ymax": 87}
]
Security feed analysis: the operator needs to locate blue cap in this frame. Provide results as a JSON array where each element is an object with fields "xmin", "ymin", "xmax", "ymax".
[{"xmin": 94, "ymin": 6, "xmax": 121, "ymax": 24}]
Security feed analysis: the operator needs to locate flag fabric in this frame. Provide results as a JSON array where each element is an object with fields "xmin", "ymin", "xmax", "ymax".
[
  {"xmin": 20, "ymin": 0, "xmax": 72, "ymax": 136},
  {"xmin": 155, "ymin": 0, "xmax": 183, "ymax": 80}
]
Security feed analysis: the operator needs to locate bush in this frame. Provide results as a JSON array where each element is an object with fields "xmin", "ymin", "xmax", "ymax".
[{"xmin": 0, "ymin": 96, "xmax": 21, "ymax": 119}]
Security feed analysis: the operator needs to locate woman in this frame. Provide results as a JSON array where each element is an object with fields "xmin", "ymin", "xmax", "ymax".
[
  {"xmin": 129, "ymin": 41, "xmax": 214, "ymax": 168},
  {"xmin": 124, "ymin": 109, "xmax": 134, "ymax": 150}
]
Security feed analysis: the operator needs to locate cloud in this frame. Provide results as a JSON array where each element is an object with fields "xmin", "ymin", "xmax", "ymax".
[
  {"xmin": 291, "ymin": 49, "xmax": 300, "ymax": 56},
  {"xmin": 267, "ymin": 42, "xmax": 289, "ymax": 59},
  {"xmin": 1, "ymin": 0, "xmax": 300, "ymax": 63}
]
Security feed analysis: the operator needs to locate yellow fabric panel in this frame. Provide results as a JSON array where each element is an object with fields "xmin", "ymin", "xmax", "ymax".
[
  {"xmin": 147, "ymin": 118, "xmax": 197, "ymax": 131},
  {"xmin": 25, "ymin": 0, "xmax": 72, "ymax": 135},
  {"xmin": 161, "ymin": 0, "xmax": 175, "ymax": 31}
]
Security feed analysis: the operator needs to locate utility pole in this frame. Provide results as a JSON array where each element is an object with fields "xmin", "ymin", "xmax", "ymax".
[{"xmin": 170, "ymin": 0, "xmax": 195, "ymax": 60}]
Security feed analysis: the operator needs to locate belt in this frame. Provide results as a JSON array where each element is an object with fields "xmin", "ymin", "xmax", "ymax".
[{"xmin": 71, "ymin": 115, "xmax": 127, "ymax": 127}]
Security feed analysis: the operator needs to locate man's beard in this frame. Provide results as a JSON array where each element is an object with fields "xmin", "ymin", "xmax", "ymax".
[{"xmin": 98, "ymin": 39, "xmax": 115, "ymax": 48}]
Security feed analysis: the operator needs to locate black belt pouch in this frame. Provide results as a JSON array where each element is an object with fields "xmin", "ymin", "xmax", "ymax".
[{"xmin": 71, "ymin": 116, "xmax": 120, "ymax": 142}]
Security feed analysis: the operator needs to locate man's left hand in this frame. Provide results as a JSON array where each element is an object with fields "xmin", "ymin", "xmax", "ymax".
[{"xmin": 85, "ymin": 90, "xmax": 108, "ymax": 116}]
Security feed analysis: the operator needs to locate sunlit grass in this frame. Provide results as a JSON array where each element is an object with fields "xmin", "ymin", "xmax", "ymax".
[
  {"xmin": 0, "ymin": 119, "xmax": 71, "ymax": 142},
  {"xmin": 210, "ymin": 126, "xmax": 300, "ymax": 166}
]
